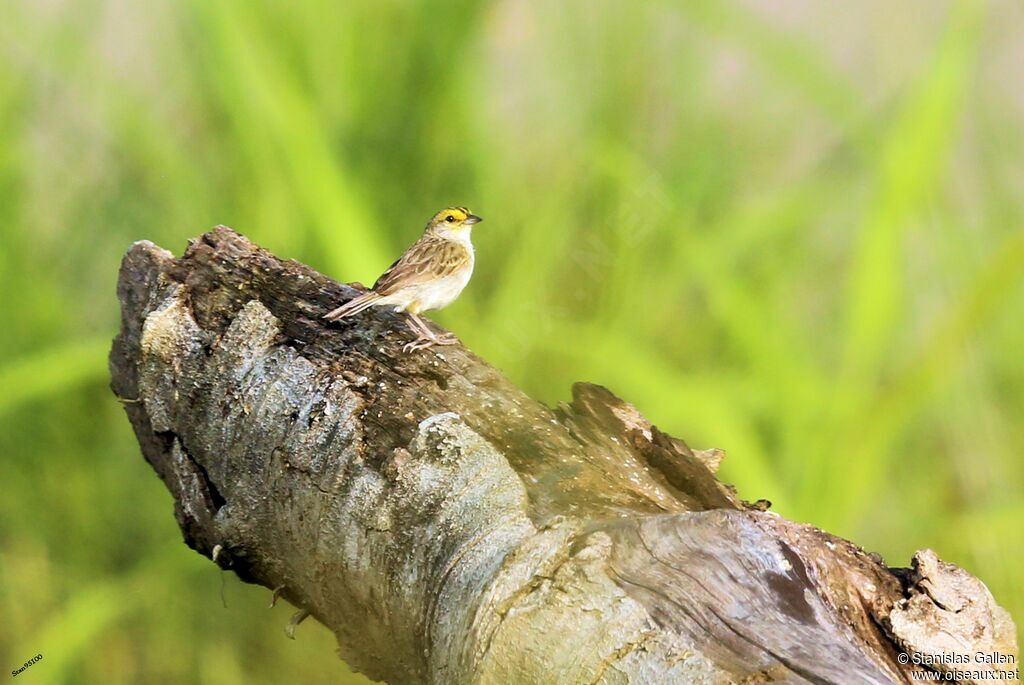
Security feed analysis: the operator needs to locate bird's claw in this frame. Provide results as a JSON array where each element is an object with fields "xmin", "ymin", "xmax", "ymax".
[
  {"xmin": 402, "ymin": 334, "xmax": 458, "ymax": 353},
  {"xmin": 403, "ymin": 337, "xmax": 434, "ymax": 353}
]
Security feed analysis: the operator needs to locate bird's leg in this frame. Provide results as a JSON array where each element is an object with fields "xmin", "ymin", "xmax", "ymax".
[
  {"xmin": 403, "ymin": 314, "xmax": 437, "ymax": 352},
  {"xmin": 403, "ymin": 313, "xmax": 457, "ymax": 352},
  {"xmin": 404, "ymin": 313, "xmax": 440, "ymax": 352},
  {"xmin": 418, "ymin": 315, "xmax": 458, "ymax": 346}
]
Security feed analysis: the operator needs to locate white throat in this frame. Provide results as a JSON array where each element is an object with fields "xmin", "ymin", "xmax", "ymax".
[{"xmin": 436, "ymin": 226, "xmax": 475, "ymax": 253}]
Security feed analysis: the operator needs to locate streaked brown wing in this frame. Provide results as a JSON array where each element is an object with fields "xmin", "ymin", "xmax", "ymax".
[{"xmin": 373, "ymin": 236, "xmax": 470, "ymax": 296}]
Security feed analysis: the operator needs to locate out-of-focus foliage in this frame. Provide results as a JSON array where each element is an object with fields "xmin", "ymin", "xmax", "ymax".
[{"xmin": 1, "ymin": 1, "xmax": 1022, "ymax": 682}]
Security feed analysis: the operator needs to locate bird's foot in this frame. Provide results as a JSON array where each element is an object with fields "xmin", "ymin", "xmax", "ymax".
[
  {"xmin": 402, "ymin": 333, "xmax": 458, "ymax": 353},
  {"xmin": 403, "ymin": 336, "xmax": 433, "ymax": 353}
]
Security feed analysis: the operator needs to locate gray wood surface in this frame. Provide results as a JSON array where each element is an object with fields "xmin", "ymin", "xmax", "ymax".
[{"xmin": 109, "ymin": 227, "xmax": 1018, "ymax": 684}]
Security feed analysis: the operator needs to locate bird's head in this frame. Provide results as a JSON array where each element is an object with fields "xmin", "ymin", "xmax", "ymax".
[{"xmin": 426, "ymin": 206, "xmax": 482, "ymax": 239}]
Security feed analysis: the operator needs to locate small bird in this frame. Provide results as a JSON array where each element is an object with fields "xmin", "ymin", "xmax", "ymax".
[{"xmin": 324, "ymin": 207, "xmax": 483, "ymax": 352}]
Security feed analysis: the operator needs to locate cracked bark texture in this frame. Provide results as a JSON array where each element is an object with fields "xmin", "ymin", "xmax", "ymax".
[{"xmin": 109, "ymin": 227, "xmax": 1018, "ymax": 685}]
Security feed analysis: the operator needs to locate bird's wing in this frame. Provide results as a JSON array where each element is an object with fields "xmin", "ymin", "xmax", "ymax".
[{"xmin": 373, "ymin": 236, "xmax": 470, "ymax": 296}]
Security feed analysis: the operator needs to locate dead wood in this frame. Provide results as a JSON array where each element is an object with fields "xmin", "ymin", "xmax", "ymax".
[{"xmin": 109, "ymin": 227, "xmax": 1018, "ymax": 684}]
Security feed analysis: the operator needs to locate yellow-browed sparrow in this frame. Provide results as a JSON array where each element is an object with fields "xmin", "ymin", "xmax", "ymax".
[{"xmin": 324, "ymin": 207, "xmax": 482, "ymax": 352}]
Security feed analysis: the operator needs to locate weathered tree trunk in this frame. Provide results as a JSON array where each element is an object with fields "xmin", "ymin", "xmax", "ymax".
[{"xmin": 109, "ymin": 227, "xmax": 1018, "ymax": 684}]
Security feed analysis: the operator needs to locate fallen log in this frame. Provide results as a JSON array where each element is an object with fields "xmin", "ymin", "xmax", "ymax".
[{"xmin": 109, "ymin": 226, "xmax": 1018, "ymax": 684}]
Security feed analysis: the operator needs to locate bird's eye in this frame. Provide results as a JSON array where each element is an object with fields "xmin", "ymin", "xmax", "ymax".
[{"xmin": 445, "ymin": 215, "xmax": 455, "ymax": 222}]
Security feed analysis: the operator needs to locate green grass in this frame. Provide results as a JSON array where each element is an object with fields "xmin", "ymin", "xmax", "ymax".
[{"xmin": 1, "ymin": 1, "xmax": 1022, "ymax": 681}]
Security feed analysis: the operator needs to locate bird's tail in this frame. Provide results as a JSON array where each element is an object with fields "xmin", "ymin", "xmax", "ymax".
[{"xmin": 323, "ymin": 291, "xmax": 382, "ymax": 321}]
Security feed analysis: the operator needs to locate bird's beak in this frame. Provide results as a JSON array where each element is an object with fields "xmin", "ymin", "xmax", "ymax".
[{"xmin": 464, "ymin": 214, "xmax": 483, "ymax": 225}]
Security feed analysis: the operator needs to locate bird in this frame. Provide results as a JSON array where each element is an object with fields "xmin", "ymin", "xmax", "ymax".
[{"xmin": 324, "ymin": 206, "xmax": 483, "ymax": 352}]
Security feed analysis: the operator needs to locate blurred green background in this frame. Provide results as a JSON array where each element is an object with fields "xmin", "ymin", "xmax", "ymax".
[{"xmin": 1, "ymin": 0, "xmax": 1022, "ymax": 682}]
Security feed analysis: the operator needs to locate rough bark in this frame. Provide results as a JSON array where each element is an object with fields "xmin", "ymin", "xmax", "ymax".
[{"xmin": 109, "ymin": 227, "xmax": 1018, "ymax": 685}]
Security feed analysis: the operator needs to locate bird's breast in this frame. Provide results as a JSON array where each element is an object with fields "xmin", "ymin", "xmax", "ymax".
[{"xmin": 414, "ymin": 261, "xmax": 473, "ymax": 312}]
